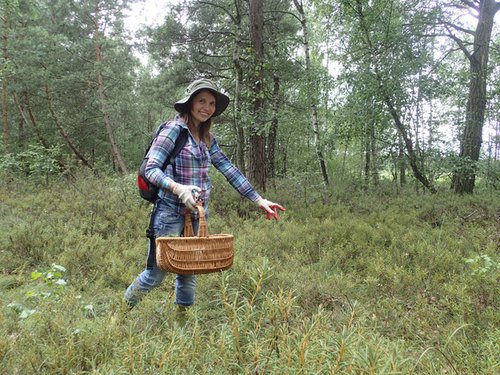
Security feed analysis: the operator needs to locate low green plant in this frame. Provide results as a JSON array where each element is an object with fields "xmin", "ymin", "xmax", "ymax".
[
  {"xmin": 0, "ymin": 173, "xmax": 498, "ymax": 374},
  {"xmin": 0, "ymin": 144, "xmax": 61, "ymax": 183},
  {"xmin": 465, "ymin": 253, "xmax": 499, "ymax": 275},
  {"xmin": 7, "ymin": 263, "xmax": 68, "ymax": 320}
]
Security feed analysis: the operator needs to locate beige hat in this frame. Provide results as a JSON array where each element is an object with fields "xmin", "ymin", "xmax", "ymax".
[{"xmin": 174, "ymin": 78, "xmax": 230, "ymax": 117}]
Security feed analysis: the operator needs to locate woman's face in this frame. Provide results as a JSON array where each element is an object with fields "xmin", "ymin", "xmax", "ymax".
[{"xmin": 190, "ymin": 90, "xmax": 216, "ymax": 126}]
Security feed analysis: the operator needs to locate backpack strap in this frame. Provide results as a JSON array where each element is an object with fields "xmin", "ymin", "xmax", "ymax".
[
  {"xmin": 151, "ymin": 122, "xmax": 188, "ymax": 171},
  {"xmin": 166, "ymin": 126, "xmax": 189, "ymax": 176}
]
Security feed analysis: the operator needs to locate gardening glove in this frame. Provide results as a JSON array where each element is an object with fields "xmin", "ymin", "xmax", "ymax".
[
  {"xmin": 256, "ymin": 197, "xmax": 286, "ymax": 220},
  {"xmin": 172, "ymin": 183, "xmax": 201, "ymax": 210}
]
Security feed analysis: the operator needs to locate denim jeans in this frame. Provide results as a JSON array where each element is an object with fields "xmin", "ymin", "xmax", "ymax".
[{"xmin": 125, "ymin": 203, "xmax": 200, "ymax": 307}]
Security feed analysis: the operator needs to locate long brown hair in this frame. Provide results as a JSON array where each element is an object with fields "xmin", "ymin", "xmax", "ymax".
[{"xmin": 183, "ymin": 113, "xmax": 212, "ymax": 148}]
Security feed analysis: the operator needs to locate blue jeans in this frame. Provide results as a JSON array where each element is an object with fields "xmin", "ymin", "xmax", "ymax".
[{"xmin": 125, "ymin": 203, "xmax": 200, "ymax": 307}]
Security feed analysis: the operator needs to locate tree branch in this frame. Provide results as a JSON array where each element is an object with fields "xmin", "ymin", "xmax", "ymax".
[
  {"xmin": 458, "ymin": 0, "xmax": 480, "ymax": 12},
  {"xmin": 441, "ymin": 24, "xmax": 474, "ymax": 62},
  {"xmin": 264, "ymin": 9, "xmax": 302, "ymax": 23},
  {"xmin": 427, "ymin": 46, "xmax": 464, "ymax": 75},
  {"xmin": 197, "ymin": 48, "xmax": 231, "ymax": 59},
  {"xmin": 439, "ymin": 19, "xmax": 475, "ymax": 37},
  {"xmin": 197, "ymin": 1, "xmax": 237, "ymax": 24}
]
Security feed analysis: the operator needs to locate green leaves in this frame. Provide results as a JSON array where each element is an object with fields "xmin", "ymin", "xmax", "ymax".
[
  {"xmin": 7, "ymin": 264, "xmax": 68, "ymax": 321},
  {"xmin": 465, "ymin": 254, "xmax": 499, "ymax": 276},
  {"xmin": 30, "ymin": 271, "xmax": 43, "ymax": 281},
  {"xmin": 30, "ymin": 263, "xmax": 67, "ymax": 289},
  {"xmin": 0, "ymin": 144, "xmax": 61, "ymax": 181}
]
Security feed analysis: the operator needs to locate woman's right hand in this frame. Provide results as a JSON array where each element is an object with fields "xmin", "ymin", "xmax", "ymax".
[
  {"xmin": 256, "ymin": 197, "xmax": 286, "ymax": 220},
  {"xmin": 171, "ymin": 183, "xmax": 201, "ymax": 210}
]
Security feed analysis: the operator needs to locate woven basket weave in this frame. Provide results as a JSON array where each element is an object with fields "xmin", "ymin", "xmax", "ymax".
[{"xmin": 155, "ymin": 206, "xmax": 234, "ymax": 275}]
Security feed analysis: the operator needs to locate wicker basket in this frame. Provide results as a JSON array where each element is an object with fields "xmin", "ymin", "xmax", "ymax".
[{"xmin": 155, "ymin": 206, "xmax": 234, "ymax": 275}]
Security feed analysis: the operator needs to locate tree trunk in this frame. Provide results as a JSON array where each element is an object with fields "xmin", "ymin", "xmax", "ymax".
[
  {"xmin": 370, "ymin": 119, "xmax": 379, "ymax": 187},
  {"xmin": 1, "ymin": 70, "xmax": 7, "ymax": 155},
  {"xmin": 385, "ymin": 96, "xmax": 436, "ymax": 193},
  {"xmin": 452, "ymin": 0, "xmax": 500, "ymax": 194},
  {"xmin": 19, "ymin": 92, "xmax": 49, "ymax": 149},
  {"xmin": 232, "ymin": 0, "xmax": 246, "ymax": 174},
  {"xmin": 495, "ymin": 115, "xmax": 499, "ymax": 162},
  {"xmin": 364, "ymin": 123, "xmax": 371, "ymax": 188},
  {"xmin": 2, "ymin": 10, "xmax": 9, "ymax": 155},
  {"xmin": 281, "ymin": 134, "xmax": 289, "ymax": 177},
  {"xmin": 45, "ymin": 83, "xmax": 93, "ymax": 169},
  {"xmin": 293, "ymin": 0, "xmax": 329, "ymax": 187},
  {"xmin": 92, "ymin": 2, "xmax": 128, "ymax": 174},
  {"xmin": 428, "ymin": 97, "xmax": 435, "ymax": 183},
  {"xmin": 147, "ymin": 109, "xmax": 152, "ymax": 133},
  {"xmin": 398, "ymin": 134, "xmax": 406, "ymax": 186},
  {"xmin": 14, "ymin": 95, "xmax": 26, "ymax": 148},
  {"xmin": 266, "ymin": 74, "xmax": 279, "ymax": 184},
  {"xmin": 248, "ymin": 0, "xmax": 266, "ymax": 191},
  {"xmin": 18, "ymin": 91, "xmax": 68, "ymax": 172}
]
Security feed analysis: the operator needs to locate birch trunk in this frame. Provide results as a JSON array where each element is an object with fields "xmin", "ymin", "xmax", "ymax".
[
  {"xmin": 266, "ymin": 74, "xmax": 280, "ymax": 183},
  {"xmin": 293, "ymin": 0, "xmax": 329, "ymax": 187}
]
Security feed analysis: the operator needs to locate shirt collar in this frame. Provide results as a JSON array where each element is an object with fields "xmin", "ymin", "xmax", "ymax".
[{"xmin": 174, "ymin": 114, "xmax": 189, "ymax": 129}]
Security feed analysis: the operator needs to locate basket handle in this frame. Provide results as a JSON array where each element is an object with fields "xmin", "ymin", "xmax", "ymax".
[{"xmin": 184, "ymin": 205, "xmax": 209, "ymax": 237}]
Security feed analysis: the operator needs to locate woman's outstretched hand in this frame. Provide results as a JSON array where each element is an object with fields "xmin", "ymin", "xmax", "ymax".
[{"xmin": 256, "ymin": 198, "xmax": 286, "ymax": 220}]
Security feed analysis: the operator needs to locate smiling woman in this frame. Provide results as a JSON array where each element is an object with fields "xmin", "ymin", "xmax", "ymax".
[{"xmin": 124, "ymin": 77, "xmax": 285, "ymax": 309}]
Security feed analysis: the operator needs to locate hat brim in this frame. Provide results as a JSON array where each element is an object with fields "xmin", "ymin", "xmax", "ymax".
[{"xmin": 174, "ymin": 88, "xmax": 230, "ymax": 117}]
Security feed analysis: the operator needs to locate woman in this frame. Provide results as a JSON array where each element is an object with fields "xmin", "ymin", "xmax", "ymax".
[{"xmin": 125, "ymin": 78, "xmax": 285, "ymax": 309}]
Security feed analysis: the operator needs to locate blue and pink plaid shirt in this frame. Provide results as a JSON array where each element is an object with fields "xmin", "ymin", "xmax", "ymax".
[{"xmin": 145, "ymin": 115, "xmax": 260, "ymax": 215}]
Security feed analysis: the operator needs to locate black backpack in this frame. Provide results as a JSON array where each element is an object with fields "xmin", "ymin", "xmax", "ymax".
[{"xmin": 137, "ymin": 122, "xmax": 188, "ymax": 203}]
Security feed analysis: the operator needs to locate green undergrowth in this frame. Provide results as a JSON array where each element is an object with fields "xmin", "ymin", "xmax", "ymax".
[{"xmin": 0, "ymin": 172, "xmax": 498, "ymax": 374}]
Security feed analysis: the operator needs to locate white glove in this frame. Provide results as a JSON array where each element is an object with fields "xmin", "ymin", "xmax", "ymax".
[
  {"xmin": 256, "ymin": 197, "xmax": 286, "ymax": 220},
  {"xmin": 172, "ymin": 183, "xmax": 201, "ymax": 210}
]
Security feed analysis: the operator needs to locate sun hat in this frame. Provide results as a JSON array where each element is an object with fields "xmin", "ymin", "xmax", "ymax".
[{"xmin": 174, "ymin": 78, "xmax": 230, "ymax": 117}]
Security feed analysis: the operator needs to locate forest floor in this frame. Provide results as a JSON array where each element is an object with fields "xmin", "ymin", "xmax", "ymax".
[{"xmin": 0, "ymin": 172, "xmax": 498, "ymax": 374}]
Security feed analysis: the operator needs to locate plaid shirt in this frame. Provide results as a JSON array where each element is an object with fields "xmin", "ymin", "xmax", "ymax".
[{"xmin": 145, "ymin": 115, "xmax": 260, "ymax": 215}]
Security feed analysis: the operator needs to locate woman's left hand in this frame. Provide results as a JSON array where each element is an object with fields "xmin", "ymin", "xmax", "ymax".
[{"xmin": 256, "ymin": 198, "xmax": 286, "ymax": 220}]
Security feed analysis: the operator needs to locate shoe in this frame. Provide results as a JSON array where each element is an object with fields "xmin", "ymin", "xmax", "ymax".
[{"xmin": 175, "ymin": 305, "xmax": 189, "ymax": 325}]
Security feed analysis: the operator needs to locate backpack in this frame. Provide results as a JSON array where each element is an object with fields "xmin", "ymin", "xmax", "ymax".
[{"xmin": 137, "ymin": 122, "xmax": 188, "ymax": 203}]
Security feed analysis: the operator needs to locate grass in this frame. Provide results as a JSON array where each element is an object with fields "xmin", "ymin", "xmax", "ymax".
[{"xmin": 0, "ymin": 172, "xmax": 498, "ymax": 374}]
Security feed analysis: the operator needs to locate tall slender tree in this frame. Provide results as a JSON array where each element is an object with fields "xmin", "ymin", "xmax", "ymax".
[
  {"xmin": 91, "ymin": 0, "xmax": 128, "ymax": 174},
  {"xmin": 1, "ymin": 0, "xmax": 13, "ymax": 155},
  {"xmin": 248, "ymin": 0, "xmax": 266, "ymax": 190},
  {"xmin": 293, "ymin": 0, "xmax": 329, "ymax": 187},
  {"xmin": 341, "ymin": 0, "xmax": 436, "ymax": 192},
  {"xmin": 444, "ymin": 0, "xmax": 500, "ymax": 193},
  {"xmin": 231, "ymin": 0, "xmax": 247, "ymax": 174}
]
